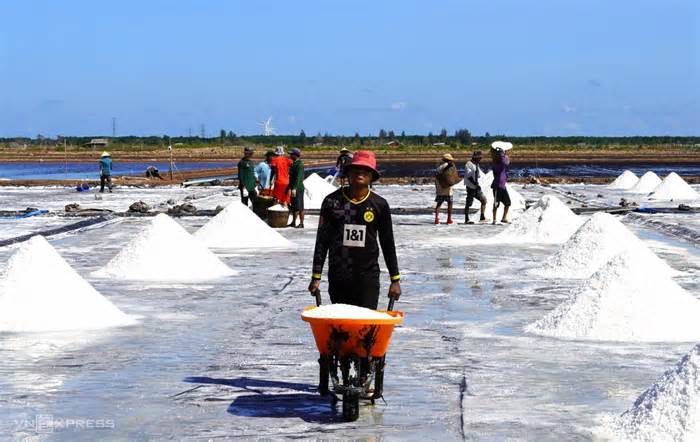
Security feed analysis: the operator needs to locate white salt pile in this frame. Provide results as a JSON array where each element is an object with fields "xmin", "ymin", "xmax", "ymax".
[
  {"xmin": 525, "ymin": 250, "xmax": 700, "ymax": 342},
  {"xmin": 302, "ymin": 304, "xmax": 394, "ymax": 320},
  {"xmin": 649, "ymin": 172, "xmax": 700, "ymax": 201},
  {"xmin": 612, "ymin": 343, "xmax": 699, "ymax": 441},
  {"xmin": 94, "ymin": 214, "xmax": 235, "ymax": 281},
  {"xmin": 533, "ymin": 212, "xmax": 678, "ymax": 279},
  {"xmin": 194, "ymin": 201, "xmax": 292, "ymax": 248},
  {"xmin": 607, "ymin": 170, "xmax": 639, "ymax": 190},
  {"xmin": 491, "ymin": 195, "xmax": 582, "ymax": 243},
  {"xmin": 268, "ymin": 204, "xmax": 288, "ymax": 212},
  {"xmin": 0, "ymin": 236, "xmax": 135, "ymax": 332},
  {"xmin": 304, "ymin": 173, "xmax": 337, "ymax": 210},
  {"xmin": 628, "ymin": 171, "xmax": 662, "ymax": 194}
]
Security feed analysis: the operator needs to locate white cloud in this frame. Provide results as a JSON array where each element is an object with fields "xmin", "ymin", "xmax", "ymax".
[
  {"xmin": 561, "ymin": 104, "xmax": 577, "ymax": 113},
  {"xmin": 287, "ymin": 115, "xmax": 297, "ymax": 124},
  {"xmin": 390, "ymin": 101, "xmax": 407, "ymax": 110}
]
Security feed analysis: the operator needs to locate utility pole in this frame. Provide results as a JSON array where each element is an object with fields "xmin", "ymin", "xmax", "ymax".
[
  {"xmin": 112, "ymin": 117, "xmax": 116, "ymax": 138},
  {"xmin": 200, "ymin": 124, "xmax": 205, "ymax": 138},
  {"xmin": 168, "ymin": 144, "xmax": 174, "ymax": 180}
]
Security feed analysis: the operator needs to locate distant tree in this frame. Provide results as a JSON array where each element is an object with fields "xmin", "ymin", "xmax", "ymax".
[
  {"xmin": 428, "ymin": 132, "xmax": 434, "ymax": 144},
  {"xmin": 299, "ymin": 129, "xmax": 307, "ymax": 145},
  {"xmin": 353, "ymin": 132, "xmax": 361, "ymax": 145},
  {"xmin": 219, "ymin": 129, "xmax": 226, "ymax": 143},
  {"xmin": 485, "ymin": 131, "xmax": 491, "ymax": 137},
  {"xmin": 315, "ymin": 132, "xmax": 324, "ymax": 145},
  {"xmin": 388, "ymin": 130, "xmax": 395, "ymax": 140},
  {"xmin": 439, "ymin": 128, "xmax": 447, "ymax": 143},
  {"xmin": 455, "ymin": 128, "xmax": 472, "ymax": 145},
  {"xmin": 378, "ymin": 129, "xmax": 387, "ymax": 140},
  {"xmin": 400, "ymin": 130, "xmax": 406, "ymax": 140}
]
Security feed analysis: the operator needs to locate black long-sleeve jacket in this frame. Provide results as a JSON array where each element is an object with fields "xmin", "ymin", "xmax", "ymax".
[{"xmin": 312, "ymin": 188, "xmax": 400, "ymax": 283}]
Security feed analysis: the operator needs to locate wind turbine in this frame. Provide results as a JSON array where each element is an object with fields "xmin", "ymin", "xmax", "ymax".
[{"xmin": 258, "ymin": 116, "xmax": 276, "ymax": 136}]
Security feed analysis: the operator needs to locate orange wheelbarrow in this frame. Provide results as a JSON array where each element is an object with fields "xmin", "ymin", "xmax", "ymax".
[{"xmin": 301, "ymin": 291, "xmax": 403, "ymax": 421}]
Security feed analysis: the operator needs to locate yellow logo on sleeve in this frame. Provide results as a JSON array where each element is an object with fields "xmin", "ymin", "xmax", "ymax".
[{"xmin": 363, "ymin": 210, "xmax": 375, "ymax": 223}]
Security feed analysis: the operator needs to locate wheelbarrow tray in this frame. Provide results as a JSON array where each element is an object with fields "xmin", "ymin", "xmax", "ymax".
[{"xmin": 301, "ymin": 307, "xmax": 403, "ymax": 358}]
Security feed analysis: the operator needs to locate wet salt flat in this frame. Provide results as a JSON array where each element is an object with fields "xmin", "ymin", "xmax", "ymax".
[{"xmin": 0, "ymin": 183, "xmax": 698, "ymax": 440}]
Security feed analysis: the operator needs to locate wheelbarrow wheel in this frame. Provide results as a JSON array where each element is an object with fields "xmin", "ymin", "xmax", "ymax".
[{"xmin": 342, "ymin": 391, "xmax": 360, "ymax": 421}]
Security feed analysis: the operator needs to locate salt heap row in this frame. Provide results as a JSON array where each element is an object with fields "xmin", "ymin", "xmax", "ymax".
[
  {"xmin": 304, "ymin": 173, "xmax": 337, "ymax": 210},
  {"xmin": 526, "ymin": 212, "xmax": 700, "ymax": 342},
  {"xmin": 94, "ymin": 213, "xmax": 236, "ymax": 281},
  {"xmin": 0, "ymin": 236, "xmax": 135, "ymax": 332},
  {"xmin": 608, "ymin": 170, "xmax": 699, "ymax": 200},
  {"xmin": 612, "ymin": 343, "xmax": 699, "ymax": 441},
  {"xmin": 194, "ymin": 201, "xmax": 292, "ymax": 249}
]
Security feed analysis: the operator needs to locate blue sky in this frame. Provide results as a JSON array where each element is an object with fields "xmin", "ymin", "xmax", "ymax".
[{"xmin": 0, "ymin": 0, "xmax": 698, "ymax": 137}]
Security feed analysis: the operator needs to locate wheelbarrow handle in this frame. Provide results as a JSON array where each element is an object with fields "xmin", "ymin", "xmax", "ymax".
[
  {"xmin": 313, "ymin": 288, "xmax": 322, "ymax": 307},
  {"xmin": 387, "ymin": 296, "xmax": 396, "ymax": 312}
]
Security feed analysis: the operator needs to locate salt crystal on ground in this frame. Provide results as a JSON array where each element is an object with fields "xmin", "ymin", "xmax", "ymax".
[
  {"xmin": 649, "ymin": 172, "xmax": 700, "ymax": 201},
  {"xmin": 304, "ymin": 173, "xmax": 337, "ymax": 210},
  {"xmin": 628, "ymin": 171, "xmax": 662, "ymax": 194},
  {"xmin": 525, "ymin": 250, "xmax": 700, "ymax": 342},
  {"xmin": 491, "ymin": 195, "xmax": 582, "ymax": 243},
  {"xmin": 94, "ymin": 213, "xmax": 235, "ymax": 281},
  {"xmin": 612, "ymin": 343, "xmax": 699, "ymax": 441},
  {"xmin": 0, "ymin": 236, "xmax": 135, "ymax": 332},
  {"xmin": 608, "ymin": 170, "xmax": 639, "ymax": 190},
  {"xmin": 532, "ymin": 212, "xmax": 678, "ymax": 279},
  {"xmin": 194, "ymin": 201, "xmax": 292, "ymax": 248},
  {"xmin": 302, "ymin": 303, "xmax": 394, "ymax": 320}
]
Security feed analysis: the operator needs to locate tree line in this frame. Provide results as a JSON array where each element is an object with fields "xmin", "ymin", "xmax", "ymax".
[{"xmin": 2, "ymin": 131, "xmax": 699, "ymax": 149}]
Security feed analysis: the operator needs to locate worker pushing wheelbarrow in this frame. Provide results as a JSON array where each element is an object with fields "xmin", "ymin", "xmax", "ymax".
[
  {"xmin": 302, "ymin": 292, "xmax": 402, "ymax": 421},
  {"xmin": 306, "ymin": 150, "xmax": 402, "ymax": 421}
]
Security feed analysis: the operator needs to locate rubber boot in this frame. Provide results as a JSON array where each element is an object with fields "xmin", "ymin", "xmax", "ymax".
[
  {"xmin": 434, "ymin": 214, "xmax": 440, "ymax": 225},
  {"xmin": 446, "ymin": 215, "xmax": 454, "ymax": 225}
]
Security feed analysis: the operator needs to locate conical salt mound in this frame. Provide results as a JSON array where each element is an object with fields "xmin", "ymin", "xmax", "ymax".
[
  {"xmin": 492, "ymin": 195, "xmax": 582, "ymax": 243},
  {"xmin": 628, "ymin": 171, "xmax": 662, "ymax": 194},
  {"xmin": 194, "ymin": 201, "xmax": 292, "ymax": 248},
  {"xmin": 304, "ymin": 173, "xmax": 337, "ymax": 210},
  {"xmin": 612, "ymin": 344, "xmax": 700, "ymax": 441},
  {"xmin": 533, "ymin": 212, "xmax": 678, "ymax": 279},
  {"xmin": 525, "ymin": 250, "xmax": 700, "ymax": 342},
  {"xmin": 649, "ymin": 172, "xmax": 700, "ymax": 201},
  {"xmin": 608, "ymin": 170, "xmax": 639, "ymax": 190},
  {"xmin": 0, "ymin": 236, "xmax": 135, "ymax": 332},
  {"xmin": 94, "ymin": 214, "xmax": 235, "ymax": 281}
]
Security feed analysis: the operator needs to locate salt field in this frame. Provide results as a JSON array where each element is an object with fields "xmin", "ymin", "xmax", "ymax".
[{"xmin": 0, "ymin": 179, "xmax": 699, "ymax": 439}]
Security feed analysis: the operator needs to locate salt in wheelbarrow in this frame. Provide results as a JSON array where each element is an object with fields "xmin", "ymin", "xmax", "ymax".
[{"xmin": 301, "ymin": 292, "xmax": 403, "ymax": 421}]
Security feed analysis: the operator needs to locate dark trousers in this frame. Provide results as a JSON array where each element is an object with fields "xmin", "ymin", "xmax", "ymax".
[
  {"xmin": 465, "ymin": 187, "xmax": 487, "ymax": 220},
  {"xmin": 329, "ymin": 273, "xmax": 380, "ymax": 310},
  {"xmin": 240, "ymin": 188, "xmax": 257, "ymax": 207},
  {"xmin": 100, "ymin": 175, "xmax": 112, "ymax": 192}
]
